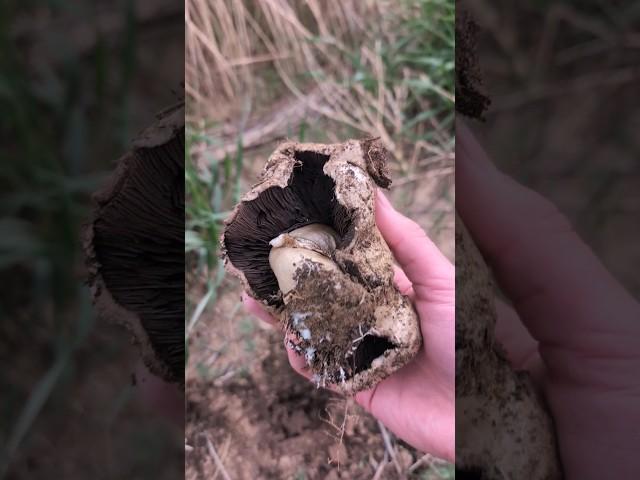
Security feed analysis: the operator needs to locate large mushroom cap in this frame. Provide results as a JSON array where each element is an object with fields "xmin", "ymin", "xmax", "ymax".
[
  {"xmin": 223, "ymin": 148, "xmax": 354, "ymax": 306},
  {"xmin": 221, "ymin": 139, "xmax": 421, "ymax": 393},
  {"xmin": 84, "ymin": 102, "xmax": 184, "ymax": 384}
]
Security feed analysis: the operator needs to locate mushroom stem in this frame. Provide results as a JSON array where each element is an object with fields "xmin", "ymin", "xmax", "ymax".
[{"xmin": 268, "ymin": 224, "xmax": 339, "ymax": 296}]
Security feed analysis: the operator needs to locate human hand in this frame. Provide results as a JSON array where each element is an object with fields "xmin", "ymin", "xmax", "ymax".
[
  {"xmin": 243, "ymin": 190, "xmax": 455, "ymax": 462},
  {"xmin": 456, "ymin": 119, "xmax": 640, "ymax": 478}
]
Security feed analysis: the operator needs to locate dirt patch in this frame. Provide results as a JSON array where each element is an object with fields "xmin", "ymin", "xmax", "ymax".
[{"xmin": 185, "ymin": 278, "xmax": 438, "ymax": 480}]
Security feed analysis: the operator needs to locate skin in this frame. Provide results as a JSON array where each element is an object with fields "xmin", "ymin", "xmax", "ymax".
[
  {"xmin": 457, "ymin": 119, "xmax": 640, "ymax": 478},
  {"xmin": 244, "ymin": 189, "xmax": 456, "ymax": 462}
]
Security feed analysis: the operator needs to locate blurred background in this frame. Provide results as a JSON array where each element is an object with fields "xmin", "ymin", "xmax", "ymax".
[
  {"xmin": 185, "ymin": 0, "xmax": 454, "ymax": 479},
  {"xmin": 462, "ymin": 0, "xmax": 640, "ymax": 298},
  {"xmin": 0, "ymin": 1, "xmax": 183, "ymax": 478}
]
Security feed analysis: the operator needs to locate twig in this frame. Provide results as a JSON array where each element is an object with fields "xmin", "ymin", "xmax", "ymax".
[
  {"xmin": 408, "ymin": 453, "xmax": 435, "ymax": 473},
  {"xmin": 378, "ymin": 420, "xmax": 403, "ymax": 477},
  {"xmin": 210, "ymin": 436, "xmax": 232, "ymax": 480},
  {"xmin": 319, "ymin": 398, "xmax": 353, "ymax": 469},
  {"xmin": 205, "ymin": 434, "xmax": 232, "ymax": 480},
  {"xmin": 213, "ymin": 368, "xmax": 238, "ymax": 386},
  {"xmin": 371, "ymin": 459, "xmax": 389, "ymax": 480},
  {"xmin": 195, "ymin": 89, "xmax": 322, "ymax": 165}
]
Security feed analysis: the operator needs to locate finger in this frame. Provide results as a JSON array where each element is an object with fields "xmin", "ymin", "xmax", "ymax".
[
  {"xmin": 242, "ymin": 293, "xmax": 278, "ymax": 327},
  {"xmin": 355, "ymin": 367, "xmax": 455, "ymax": 461},
  {"xmin": 393, "ymin": 264, "xmax": 415, "ymax": 302},
  {"xmin": 377, "ymin": 191, "xmax": 454, "ymax": 377},
  {"xmin": 284, "ymin": 335, "xmax": 311, "ymax": 377},
  {"xmin": 375, "ymin": 190, "xmax": 454, "ymax": 303},
  {"xmin": 495, "ymin": 299, "xmax": 541, "ymax": 371},
  {"xmin": 494, "ymin": 300, "xmax": 546, "ymax": 390},
  {"xmin": 456, "ymin": 119, "xmax": 640, "ymax": 351}
]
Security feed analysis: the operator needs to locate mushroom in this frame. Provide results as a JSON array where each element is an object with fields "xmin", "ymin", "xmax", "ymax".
[
  {"xmin": 221, "ymin": 139, "xmax": 421, "ymax": 394},
  {"xmin": 83, "ymin": 101, "xmax": 185, "ymax": 384},
  {"xmin": 268, "ymin": 224, "xmax": 339, "ymax": 295}
]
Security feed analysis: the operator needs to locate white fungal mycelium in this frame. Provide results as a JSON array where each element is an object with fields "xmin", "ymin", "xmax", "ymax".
[
  {"xmin": 305, "ymin": 347, "xmax": 316, "ymax": 363},
  {"xmin": 292, "ymin": 311, "xmax": 312, "ymax": 326}
]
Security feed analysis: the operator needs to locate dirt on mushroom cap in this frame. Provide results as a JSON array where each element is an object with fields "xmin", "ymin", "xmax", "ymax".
[{"xmin": 455, "ymin": 11, "xmax": 491, "ymax": 120}]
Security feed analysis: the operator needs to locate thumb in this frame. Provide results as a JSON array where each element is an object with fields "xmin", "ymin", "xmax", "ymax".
[
  {"xmin": 375, "ymin": 190, "xmax": 454, "ymax": 304},
  {"xmin": 456, "ymin": 119, "xmax": 640, "ymax": 351}
]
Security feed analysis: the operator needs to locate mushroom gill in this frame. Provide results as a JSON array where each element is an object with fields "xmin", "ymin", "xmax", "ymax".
[{"xmin": 83, "ymin": 102, "xmax": 185, "ymax": 384}]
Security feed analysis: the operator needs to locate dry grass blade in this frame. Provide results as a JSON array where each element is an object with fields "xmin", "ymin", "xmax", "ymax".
[
  {"xmin": 408, "ymin": 453, "xmax": 436, "ymax": 473},
  {"xmin": 378, "ymin": 420, "xmax": 404, "ymax": 477},
  {"xmin": 205, "ymin": 434, "xmax": 232, "ymax": 480},
  {"xmin": 203, "ymin": 90, "xmax": 322, "ymax": 163},
  {"xmin": 320, "ymin": 397, "xmax": 353, "ymax": 468},
  {"xmin": 371, "ymin": 459, "xmax": 389, "ymax": 480},
  {"xmin": 186, "ymin": 0, "xmax": 454, "ymax": 196}
]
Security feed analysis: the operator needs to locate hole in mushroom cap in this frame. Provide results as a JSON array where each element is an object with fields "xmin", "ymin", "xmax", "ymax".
[
  {"xmin": 224, "ymin": 150, "xmax": 355, "ymax": 306},
  {"xmin": 352, "ymin": 335, "xmax": 396, "ymax": 375}
]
